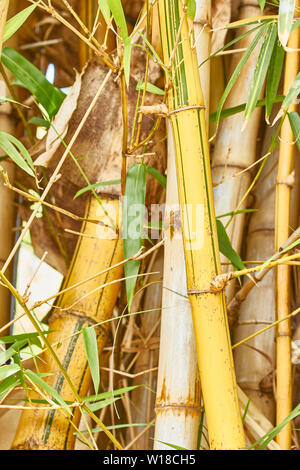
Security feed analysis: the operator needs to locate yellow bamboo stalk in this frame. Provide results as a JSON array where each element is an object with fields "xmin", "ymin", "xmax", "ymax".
[
  {"xmin": 212, "ymin": 1, "xmax": 263, "ymax": 304},
  {"xmin": 158, "ymin": 0, "xmax": 245, "ymax": 449},
  {"xmin": 275, "ymin": 1, "xmax": 300, "ymax": 449},
  {"xmin": 0, "ymin": 0, "xmax": 18, "ymax": 335},
  {"xmin": 11, "ymin": 197, "xmax": 123, "ymax": 449}
]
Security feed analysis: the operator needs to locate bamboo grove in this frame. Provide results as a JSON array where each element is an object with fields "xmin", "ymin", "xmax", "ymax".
[{"xmin": 0, "ymin": 0, "xmax": 300, "ymax": 451}]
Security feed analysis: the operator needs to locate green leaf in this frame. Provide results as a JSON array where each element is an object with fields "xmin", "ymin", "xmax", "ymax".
[
  {"xmin": 82, "ymin": 327, "xmax": 100, "ymax": 394},
  {"xmin": 288, "ymin": 111, "xmax": 300, "ymax": 151},
  {"xmin": 0, "ymin": 374, "xmax": 20, "ymax": 399},
  {"xmin": 278, "ymin": 0, "xmax": 296, "ymax": 47},
  {"xmin": 244, "ymin": 23, "xmax": 278, "ymax": 121},
  {"xmin": 0, "ymin": 364, "xmax": 20, "ymax": 381},
  {"xmin": 28, "ymin": 117, "xmax": 50, "ymax": 128},
  {"xmin": 82, "ymin": 385, "xmax": 140, "ymax": 402},
  {"xmin": 0, "ymin": 131, "xmax": 34, "ymax": 176},
  {"xmin": 1, "ymin": 47, "xmax": 65, "ymax": 118},
  {"xmin": 74, "ymin": 179, "xmax": 121, "ymax": 199},
  {"xmin": 25, "ymin": 369, "xmax": 72, "ymax": 414},
  {"xmin": 209, "ymin": 95, "xmax": 284, "ymax": 122},
  {"xmin": 0, "ymin": 95, "xmax": 30, "ymax": 108},
  {"xmin": 146, "ymin": 166, "xmax": 166, "ymax": 188},
  {"xmin": 265, "ymin": 39, "xmax": 285, "ymax": 119},
  {"xmin": 78, "ymin": 422, "xmax": 153, "ymax": 435},
  {"xmin": 242, "ymin": 396, "xmax": 252, "ymax": 424},
  {"xmin": 215, "ymin": 24, "xmax": 268, "ymax": 129},
  {"xmin": 98, "ymin": 0, "xmax": 111, "ymax": 23},
  {"xmin": 217, "ymin": 209, "xmax": 257, "ymax": 218},
  {"xmin": 123, "ymin": 36, "xmax": 132, "ymax": 86},
  {"xmin": 282, "ymin": 70, "xmax": 300, "ymax": 110},
  {"xmin": 136, "ymin": 80, "xmax": 165, "ymax": 96},
  {"xmin": 258, "ymin": 0, "xmax": 266, "ymax": 11},
  {"xmin": 85, "ymin": 396, "xmax": 120, "ymax": 413},
  {"xmin": 123, "ymin": 163, "xmax": 146, "ymax": 310},
  {"xmin": 249, "ymin": 402, "xmax": 300, "ymax": 449},
  {"xmin": 0, "ymin": 331, "xmax": 47, "ymax": 344},
  {"xmin": 0, "ymin": 339, "xmax": 28, "ymax": 366},
  {"xmin": 3, "ymin": 3, "xmax": 39, "ymax": 43},
  {"xmin": 155, "ymin": 440, "xmax": 188, "ymax": 450},
  {"xmin": 187, "ymin": 0, "xmax": 196, "ymax": 19},
  {"xmin": 107, "ymin": 0, "xmax": 128, "ymax": 40},
  {"xmin": 216, "ymin": 220, "xmax": 245, "ymax": 271}
]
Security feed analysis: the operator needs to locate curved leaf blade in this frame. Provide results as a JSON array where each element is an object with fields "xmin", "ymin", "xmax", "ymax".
[
  {"xmin": 278, "ymin": 0, "xmax": 296, "ymax": 47},
  {"xmin": 82, "ymin": 327, "xmax": 100, "ymax": 394}
]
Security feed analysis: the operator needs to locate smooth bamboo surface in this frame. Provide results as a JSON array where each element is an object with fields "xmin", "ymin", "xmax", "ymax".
[
  {"xmin": 158, "ymin": 0, "xmax": 245, "ymax": 449},
  {"xmin": 275, "ymin": 2, "xmax": 300, "ymax": 447},
  {"xmin": 212, "ymin": 1, "xmax": 263, "ymax": 304},
  {"xmin": 154, "ymin": 127, "xmax": 201, "ymax": 450},
  {"xmin": 12, "ymin": 197, "xmax": 123, "ymax": 449}
]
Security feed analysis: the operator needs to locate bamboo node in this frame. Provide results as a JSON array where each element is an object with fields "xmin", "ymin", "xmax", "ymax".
[{"xmin": 276, "ymin": 170, "xmax": 295, "ymax": 189}]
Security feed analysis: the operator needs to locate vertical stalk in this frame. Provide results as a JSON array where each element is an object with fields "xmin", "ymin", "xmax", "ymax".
[
  {"xmin": 0, "ymin": 0, "xmax": 18, "ymax": 335},
  {"xmin": 275, "ymin": 1, "xmax": 300, "ymax": 449},
  {"xmin": 212, "ymin": 1, "xmax": 263, "ymax": 303},
  {"xmin": 158, "ymin": 0, "xmax": 246, "ymax": 449},
  {"xmin": 12, "ymin": 197, "xmax": 124, "ymax": 449}
]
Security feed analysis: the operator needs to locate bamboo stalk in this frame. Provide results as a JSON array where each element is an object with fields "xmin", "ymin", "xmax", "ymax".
[
  {"xmin": 157, "ymin": 0, "xmax": 245, "ymax": 449},
  {"xmin": 0, "ymin": 0, "xmax": 18, "ymax": 335},
  {"xmin": 212, "ymin": 0, "xmax": 263, "ymax": 304},
  {"xmin": 11, "ymin": 197, "xmax": 124, "ymax": 449},
  {"xmin": 275, "ymin": 1, "xmax": 300, "ymax": 449},
  {"xmin": 233, "ymin": 123, "xmax": 278, "ymax": 424}
]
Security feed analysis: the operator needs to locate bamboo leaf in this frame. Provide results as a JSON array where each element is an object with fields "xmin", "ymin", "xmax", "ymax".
[
  {"xmin": 74, "ymin": 179, "xmax": 121, "ymax": 199},
  {"xmin": 123, "ymin": 36, "xmax": 131, "ymax": 86},
  {"xmin": 244, "ymin": 23, "xmax": 278, "ymax": 121},
  {"xmin": 136, "ymin": 80, "xmax": 165, "ymax": 95},
  {"xmin": 215, "ymin": 24, "xmax": 268, "ymax": 129},
  {"xmin": 0, "ymin": 339, "xmax": 28, "ymax": 366},
  {"xmin": 0, "ymin": 364, "xmax": 20, "ymax": 381},
  {"xmin": 1, "ymin": 47, "xmax": 65, "ymax": 118},
  {"xmin": 82, "ymin": 385, "xmax": 140, "ymax": 402},
  {"xmin": 28, "ymin": 117, "xmax": 50, "ymax": 128},
  {"xmin": 187, "ymin": 0, "xmax": 196, "ymax": 19},
  {"xmin": 278, "ymin": 0, "xmax": 295, "ymax": 47},
  {"xmin": 146, "ymin": 166, "xmax": 166, "ymax": 188},
  {"xmin": 85, "ymin": 396, "xmax": 120, "ymax": 412},
  {"xmin": 82, "ymin": 327, "xmax": 100, "ymax": 394},
  {"xmin": 0, "ymin": 131, "xmax": 35, "ymax": 176},
  {"xmin": 107, "ymin": 0, "xmax": 128, "ymax": 40},
  {"xmin": 281, "ymin": 70, "xmax": 300, "ymax": 110},
  {"xmin": 25, "ymin": 369, "xmax": 72, "ymax": 414},
  {"xmin": 78, "ymin": 422, "xmax": 153, "ymax": 434},
  {"xmin": 0, "ymin": 331, "xmax": 47, "ymax": 344},
  {"xmin": 0, "ymin": 374, "xmax": 20, "ymax": 399},
  {"xmin": 258, "ymin": 0, "xmax": 266, "ymax": 11},
  {"xmin": 265, "ymin": 38, "xmax": 285, "ymax": 119},
  {"xmin": 123, "ymin": 163, "xmax": 146, "ymax": 310},
  {"xmin": 98, "ymin": 0, "xmax": 110, "ymax": 23},
  {"xmin": 288, "ymin": 111, "xmax": 300, "ymax": 150},
  {"xmin": 216, "ymin": 220, "xmax": 245, "ymax": 271},
  {"xmin": 3, "ymin": 3, "xmax": 39, "ymax": 42},
  {"xmin": 209, "ymin": 95, "xmax": 284, "ymax": 122},
  {"xmin": 155, "ymin": 440, "xmax": 188, "ymax": 450}
]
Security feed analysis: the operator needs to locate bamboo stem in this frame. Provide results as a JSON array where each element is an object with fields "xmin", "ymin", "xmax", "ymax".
[
  {"xmin": 275, "ymin": 1, "xmax": 300, "ymax": 449},
  {"xmin": 157, "ymin": 0, "xmax": 245, "ymax": 449}
]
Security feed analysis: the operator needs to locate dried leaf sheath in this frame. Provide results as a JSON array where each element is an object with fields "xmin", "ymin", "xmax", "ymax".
[
  {"xmin": 11, "ymin": 197, "xmax": 123, "ymax": 449},
  {"xmin": 158, "ymin": 0, "xmax": 245, "ymax": 449}
]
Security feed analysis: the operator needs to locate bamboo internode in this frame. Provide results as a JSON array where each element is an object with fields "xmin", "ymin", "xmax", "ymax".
[
  {"xmin": 12, "ymin": 197, "xmax": 123, "ymax": 449},
  {"xmin": 157, "ymin": 0, "xmax": 246, "ymax": 449}
]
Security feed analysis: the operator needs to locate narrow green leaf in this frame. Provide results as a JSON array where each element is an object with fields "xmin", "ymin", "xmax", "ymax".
[
  {"xmin": 1, "ymin": 47, "xmax": 65, "ymax": 118},
  {"xmin": 216, "ymin": 220, "xmax": 245, "ymax": 271},
  {"xmin": 0, "ymin": 131, "xmax": 34, "ymax": 176},
  {"xmin": 74, "ymin": 179, "xmax": 121, "ymax": 199},
  {"xmin": 107, "ymin": 0, "xmax": 128, "ymax": 40},
  {"xmin": 244, "ymin": 23, "xmax": 278, "ymax": 121},
  {"xmin": 0, "ymin": 364, "xmax": 20, "ymax": 381},
  {"xmin": 217, "ymin": 209, "xmax": 257, "ymax": 218},
  {"xmin": 0, "ymin": 339, "xmax": 28, "ymax": 366},
  {"xmin": 123, "ymin": 163, "xmax": 146, "ymax": 310},
  {"xmin": 0, "ymin": 374, "xmax": 20, "ymax": 400},
  {"xmin": 155, "ymin": 440, "xmax": 188, "ymax": 450},
  {"xmin": 242, "ymin": 396, "xmax": 252, "ymax": 424},
  {"xmin": 136, "ymin": 80, "xmax": 165, "ymax": 96},
  {"xmin": 28, "ymin": 117, "xmax": 50, "ymax": 128},
  {"xmin": 215, "ymin": 24, "xmax": 268, "ymax": 129},
  {"xmin": 209, "ymin": 95, "xmax": 284, "ymax": 122},
  {"xmin": 25, "ymin": 369, "xmax": 72, "ymax": 414},
  {"xmin": 82, "ymin": 327, "xmax": 100, "ymax": 394},
  {"xmin": 258, "ymin": 0, "xmax": 266, "ymax": 11},
  {"xmin": 265, "ymin": 39, "xmax": 285, "ymax": 119},
  {"xmin": 187, "ymin": 0, "xmax": 196, "ymax": 19},
  {"xmin": 146, "ymin": 166, "xmax": 166, "ymax": 188},
  {"xmin": 278, "ymin": 0, "xmax": 296, "ymax": 47},
  {"xmin": 288, "ymin": 111, "xmax": 300, "ymax": 151},
  {"xmin": 282, "ymin": 70, "xmax": 300, "ymax": 110},
  {"xmin": 3, "ymin": 3, "xmax": 39, "ymax": 42},
  {"xmin": 0, "ymin": 96, "xmax": 30, "ymax": 108},
  {"xmin": 85, "ymin": 396, "xmax": 120, "ymax": 413},
  {"xmin": 123, "ymin": 36, "xmax": 131, "ymax": 86},
  {"xmin": 78, "ymin": 422, "xmax": 153, "ymax": 435},
  {"xmin": 82, "ymin": 385, "xmax": 140, "ymax": 402},
  {"xmin": 98, "ymin": 0, "xmax": 111, "ymax": 23},
  {"xmin": 0, "ymin": 331, "xmax": 48, "ymax": 344}
]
